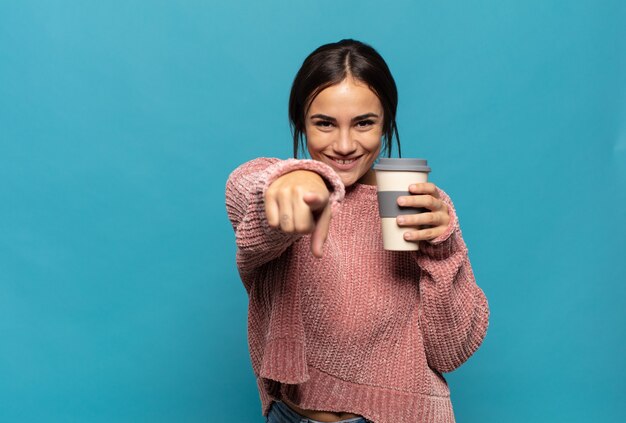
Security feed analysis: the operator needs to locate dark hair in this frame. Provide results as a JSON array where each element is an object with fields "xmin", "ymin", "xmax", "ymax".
[{"xmin": 288, "ymin": 39, "xmax": 401, "ymax": 159}]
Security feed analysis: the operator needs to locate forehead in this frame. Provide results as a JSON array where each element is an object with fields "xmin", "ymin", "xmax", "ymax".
[{"xmin": 307, "ymin": 78, "xmax": 382, "ymax": 116}]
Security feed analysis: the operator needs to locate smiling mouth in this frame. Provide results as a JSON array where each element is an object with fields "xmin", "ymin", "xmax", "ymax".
[{"xmin": 326, "ymin": 155, "xmax": 362, "ymax": 165}]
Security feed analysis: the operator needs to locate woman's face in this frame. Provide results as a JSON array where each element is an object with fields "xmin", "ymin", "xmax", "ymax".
[{"xmin": 304, "ymin": 77, "xmax": 383, "ymax": 187}]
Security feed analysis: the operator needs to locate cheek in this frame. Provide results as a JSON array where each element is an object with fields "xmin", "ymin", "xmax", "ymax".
[
  {"xmin": 365, "ymin": 132, "xmax": 383, "ymax": 153},
  {"xmin": 305, "ymin": 130, "xmax": 330, "ymax": 154}
]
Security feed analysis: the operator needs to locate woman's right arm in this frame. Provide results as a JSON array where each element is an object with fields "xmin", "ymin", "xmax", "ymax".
[{"xmin": 225, "ymin": 157, "xmax": 344, "ymax": 276}]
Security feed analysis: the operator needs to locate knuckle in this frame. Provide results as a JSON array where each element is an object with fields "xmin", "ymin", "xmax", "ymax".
[{"xmin": 279, "ymin": 216, "xmax": 293, "ymax": 232}]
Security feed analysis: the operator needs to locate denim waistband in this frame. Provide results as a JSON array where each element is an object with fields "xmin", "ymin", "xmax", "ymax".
[{"xmin": 269, "ymin": 400, "xmax": 369, "ymax": 423}]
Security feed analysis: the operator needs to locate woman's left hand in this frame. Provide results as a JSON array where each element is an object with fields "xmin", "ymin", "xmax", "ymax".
[{"xmin": 395, "ymin": 182, "xmax": 451, "ymax": 243}]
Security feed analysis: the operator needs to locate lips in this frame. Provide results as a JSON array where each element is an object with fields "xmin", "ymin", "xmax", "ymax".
[{"xmin": 326, "ymin": 155, "xmax": 362, "ymax": 171}]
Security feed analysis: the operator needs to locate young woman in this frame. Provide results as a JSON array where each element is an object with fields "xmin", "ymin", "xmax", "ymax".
[{"xmin": 225, "ymin": 39, "xmax": 489, "ymax": 423}]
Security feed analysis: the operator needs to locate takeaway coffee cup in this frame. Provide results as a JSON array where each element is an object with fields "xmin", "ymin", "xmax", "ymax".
[{"xmin": 373, "ymin": 158, "xmax": 431, "ymax": 251}]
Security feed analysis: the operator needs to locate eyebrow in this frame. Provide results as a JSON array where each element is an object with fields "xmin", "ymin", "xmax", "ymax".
[{"xmin": 309, "ymin": 113, "xmax": 380, "ymax": 122}]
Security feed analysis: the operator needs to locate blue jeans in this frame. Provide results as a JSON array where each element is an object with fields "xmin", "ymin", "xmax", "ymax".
[{"xmin": 266, "ymin": 400, "xmax": 371, "ymax": 423}]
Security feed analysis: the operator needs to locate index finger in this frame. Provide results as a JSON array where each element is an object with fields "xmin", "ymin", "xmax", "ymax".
[
  {"xmin": 310, "ymin": 203, "xmax": 332, "ymax": 258},
  {"xmin": 409, "ymin": 182, "xmax": 439, "ymax": 197}
]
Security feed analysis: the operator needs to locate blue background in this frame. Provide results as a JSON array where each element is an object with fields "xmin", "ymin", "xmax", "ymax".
[{"xmin": 1, "ymin": 1, "xmax": 624, "ymax": 422}]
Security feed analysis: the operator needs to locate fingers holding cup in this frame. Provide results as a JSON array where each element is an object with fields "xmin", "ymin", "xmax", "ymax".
[{"xmin": 396, "ymin": 182, "xmax": 450, "ymax": 242}]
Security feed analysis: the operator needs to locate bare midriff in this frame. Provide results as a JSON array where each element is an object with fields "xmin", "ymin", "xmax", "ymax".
[{"xmin": 281, "ymin": 397, "xmax": 361, "ymax": 422}]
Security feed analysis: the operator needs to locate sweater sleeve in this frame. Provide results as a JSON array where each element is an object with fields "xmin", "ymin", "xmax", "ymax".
[
  {"xmin": 225, "ymin": 157, "xmax": 345, "ymax": 281},
  {"xmin": 414, "ymin": 187, "xmax": 490, "ymax": 373}
]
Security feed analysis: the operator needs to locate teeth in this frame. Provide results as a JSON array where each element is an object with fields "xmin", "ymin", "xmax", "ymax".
[{"xmin": 332, "ymin": 158, "xmax": 356, "ymax": 164}]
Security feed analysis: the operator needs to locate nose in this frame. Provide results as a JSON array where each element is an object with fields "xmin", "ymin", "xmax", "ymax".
[{"xmin": 333, "ymin": 127, "xmax": 357, "ymax": 156}]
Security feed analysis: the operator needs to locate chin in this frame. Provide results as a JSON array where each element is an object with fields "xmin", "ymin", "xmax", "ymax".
[{"xmin": 340, "ymin": 176, "xmax": 358, "ymax": 187}]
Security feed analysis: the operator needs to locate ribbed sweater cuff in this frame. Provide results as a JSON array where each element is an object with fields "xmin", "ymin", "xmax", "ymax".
[{"xmin": 261, "ymin": 158, "xmax": 346, "ymax": 216}]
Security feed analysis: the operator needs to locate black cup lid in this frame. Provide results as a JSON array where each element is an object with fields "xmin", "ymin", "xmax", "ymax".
[{"xmin": 373, "ymin": 158, "xmax": 431, "ymax": 172}]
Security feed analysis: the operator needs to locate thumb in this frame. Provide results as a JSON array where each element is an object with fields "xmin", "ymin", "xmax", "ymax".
[{"xmin": 302, "ymin": 191, "xmax": 329, "ymax": 213}]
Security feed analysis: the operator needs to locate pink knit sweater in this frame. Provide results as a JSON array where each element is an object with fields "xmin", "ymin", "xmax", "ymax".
[{"xmin": 225, "ymin": 157, "xmax": 489, "ymax": 423}]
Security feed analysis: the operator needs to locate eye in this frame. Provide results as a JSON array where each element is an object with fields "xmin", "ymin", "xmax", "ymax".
[
  {"xmin": 314, "ymin": 120, "xmax": 334, "ymax": 128},
  {"xmin": 356, "ymin": 119, "xmax": 375, "ymax": 128}
]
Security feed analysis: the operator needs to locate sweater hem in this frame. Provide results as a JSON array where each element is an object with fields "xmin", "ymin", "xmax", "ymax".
[{"xmin": 258, "ymin": 365, "xmax": 455, "ymax": 423}]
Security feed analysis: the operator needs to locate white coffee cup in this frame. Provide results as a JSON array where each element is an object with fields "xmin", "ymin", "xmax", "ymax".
[{"xmin": 373, "ymin": 158, "xmax": 431, "ymax": 251}]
